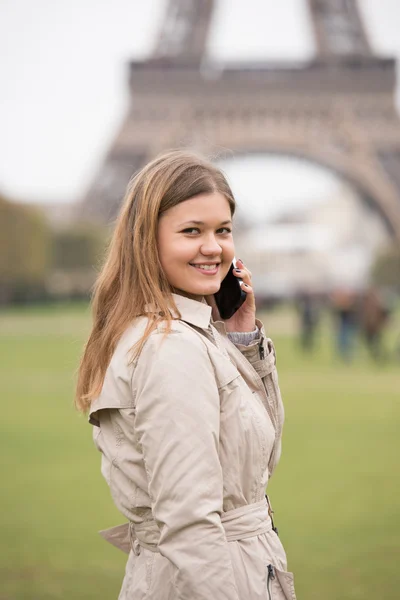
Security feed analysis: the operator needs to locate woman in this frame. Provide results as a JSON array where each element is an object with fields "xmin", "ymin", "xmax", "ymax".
[{"xmin": 76, "ymin": 150, "xmax": 296, "ymax": 600}]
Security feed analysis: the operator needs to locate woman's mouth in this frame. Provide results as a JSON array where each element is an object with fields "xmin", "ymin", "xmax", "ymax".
[{"xmin": 190, "ymin": 263, "xmax": 220, "ymax": 275}]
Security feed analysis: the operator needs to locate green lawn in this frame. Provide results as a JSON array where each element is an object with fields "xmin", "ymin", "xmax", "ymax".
[{"xmin": 0, "ymin": 302, "xmax": 399, "ymax": 599}]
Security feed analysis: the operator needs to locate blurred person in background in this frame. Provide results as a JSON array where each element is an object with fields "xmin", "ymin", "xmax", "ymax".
[
  {"xmin": 331, "ymin": 288, "xmax": 359, "ymax": 361},
  {"xmin": 360, "ymin": 287, "xmax": 390, "ymax": 362},
  {"xmin": 295, "ymin": 290, "xmax": 321, "ymax": 352},
  {"xmin": 75, "ymin": 150, "xmax": 296, "ymax": 600}
]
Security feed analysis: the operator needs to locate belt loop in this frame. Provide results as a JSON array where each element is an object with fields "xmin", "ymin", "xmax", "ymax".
[{"xmin": 265, "ymin": 494, "xmax": 279, "ymax": 536}]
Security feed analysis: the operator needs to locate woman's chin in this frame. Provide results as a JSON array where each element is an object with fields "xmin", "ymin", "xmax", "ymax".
[
  {"xmin": 178, "ymin": 282, "xmax": 220, "ymax": 299},
  {"xmin": 197, "ymin": 282, "xmax": 221, "ymax": 297}
]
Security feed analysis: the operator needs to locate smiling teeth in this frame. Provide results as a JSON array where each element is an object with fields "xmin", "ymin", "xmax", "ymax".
[{"xmin": 195, "ymin": 264, "xmax": 218, "ymax": 271}]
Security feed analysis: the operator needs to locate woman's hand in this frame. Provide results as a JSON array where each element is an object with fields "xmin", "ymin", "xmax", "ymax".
[{"xmin": 208, "ymin": 259, "xmax": 256, "ymax": 332}]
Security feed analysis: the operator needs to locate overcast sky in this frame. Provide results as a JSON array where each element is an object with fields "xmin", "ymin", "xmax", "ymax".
[{"xmin": 1, "ymin": 0, "xmax": 400, "ymax": 217}]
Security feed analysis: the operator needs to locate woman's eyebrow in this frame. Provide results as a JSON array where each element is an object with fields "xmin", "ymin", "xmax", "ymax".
[{"xmin": 178, "ymin": 219, "xmax": 232, "ymax": 227}]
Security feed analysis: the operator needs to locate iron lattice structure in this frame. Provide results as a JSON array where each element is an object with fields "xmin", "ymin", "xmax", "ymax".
[{"xmin": 80, "ymin": 0, "xmax": 400, "ymax": 240}]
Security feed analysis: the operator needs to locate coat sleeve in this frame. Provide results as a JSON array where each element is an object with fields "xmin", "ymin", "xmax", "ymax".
[
  {"xmin": 230, "ymin": 319, "xmax": 285, "ymax": 463},
  {"xmin": 131, "ymin": 329, "xmax": 240, "ymax": 600},
  {"xmin": 229, "ymin": 319, "xmax": 275, "ymax": 376}
]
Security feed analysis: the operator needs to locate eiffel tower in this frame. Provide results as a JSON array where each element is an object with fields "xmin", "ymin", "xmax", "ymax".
[{"xmin": 79, "ymin": 0, "xmax": 400, "ymax": 241}]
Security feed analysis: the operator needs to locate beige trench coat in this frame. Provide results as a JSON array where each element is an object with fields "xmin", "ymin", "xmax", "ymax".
[{"xmin": 89, "ymin": 294, "xmax": 296, "ymax": 600}]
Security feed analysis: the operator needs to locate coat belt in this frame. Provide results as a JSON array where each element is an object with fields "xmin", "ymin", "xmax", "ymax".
[{"xmin": 99, "ymin": 498, "xmax": 272, "ymax": 555}]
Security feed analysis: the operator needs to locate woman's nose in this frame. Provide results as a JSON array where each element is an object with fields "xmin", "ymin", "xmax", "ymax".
[{"xmin": 200, "ymin": 236, "xmax": 222, "ymax": 255}]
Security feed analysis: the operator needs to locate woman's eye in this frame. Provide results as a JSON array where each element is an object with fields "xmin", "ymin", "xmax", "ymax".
[
  {"xmin": 217, "ymin": 227, "xmax": 232, "ymax": 234},
  {"xmin": 181, "ymin": 227, "xmax": 200, "ymax": 234}
]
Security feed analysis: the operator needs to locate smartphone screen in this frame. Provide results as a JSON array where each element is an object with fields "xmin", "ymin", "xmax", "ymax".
[{"xmin": 214, "ymin": 258, "xmax": 247, "ymax": 319}]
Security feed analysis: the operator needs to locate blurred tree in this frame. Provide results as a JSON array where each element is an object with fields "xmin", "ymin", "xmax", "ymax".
[
  {"xmin": 0, "ymin": 194, "xmax": 51, "ymax": 304},
  {"xmin": 371, "ymin": 244, "xmax": 400, "ymax": 291},
  {"xmin": 51, "ymin": 226, "xmax": 106, "ymax": 270},
  {"xmin": 48, "ymin": 225, "xmax": 108, "ymax": 299}
]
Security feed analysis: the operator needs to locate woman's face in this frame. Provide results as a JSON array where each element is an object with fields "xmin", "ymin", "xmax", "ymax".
[{"xmin": 157, "ymin": 192, "xmax": 235, "ymax": 300}]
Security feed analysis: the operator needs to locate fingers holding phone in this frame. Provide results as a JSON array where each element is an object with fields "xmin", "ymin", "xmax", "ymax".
[
  {"xmin": 233, "ymin": 258, "xmax": 253, "ymax": 294},
  {"xmin": 224, "ymin": 258, "xmax": 256, "ymax": 332},
  {"xmin": 210, "ymin": 257, "xmax": 256, "ymax": 330}
]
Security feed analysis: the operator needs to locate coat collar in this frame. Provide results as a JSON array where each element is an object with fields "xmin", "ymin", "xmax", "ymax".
[
  {"xmin": 145, "ymin": 293, "xmax": 212, "ymax": 330},
  {"xmin": 171, "ymin": 293, "xmax": 212, "ymax": 330}
]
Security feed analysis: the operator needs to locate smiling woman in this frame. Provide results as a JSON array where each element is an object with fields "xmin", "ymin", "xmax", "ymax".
[
  {"xmin": 157, "ymin": 192, "xmax": 234, "ymax": 299},
  {"xmin": 75, "ymin": 149, "xmax": 296, "ymax": 600}
]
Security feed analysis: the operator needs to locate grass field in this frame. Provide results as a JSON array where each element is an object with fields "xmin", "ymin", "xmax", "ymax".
[{"xmin": 0, "ymin": 302, "xmax": 399, "ymax": 599}]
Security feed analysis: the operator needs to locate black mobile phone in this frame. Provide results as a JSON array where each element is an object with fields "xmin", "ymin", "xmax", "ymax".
[{"xmin": 214, "ymin": 259, "xmax": 247, "ymax": 320}]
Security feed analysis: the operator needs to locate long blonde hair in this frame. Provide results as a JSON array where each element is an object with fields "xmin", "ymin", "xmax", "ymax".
[{"xmin": 75, "ymin": 150, "xmax": 236, "ymax": 412}]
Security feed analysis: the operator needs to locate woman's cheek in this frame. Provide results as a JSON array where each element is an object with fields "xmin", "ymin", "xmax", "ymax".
[{"xmin": 224, "ymin": 240, "xmax": 235, "ymax": 263}]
